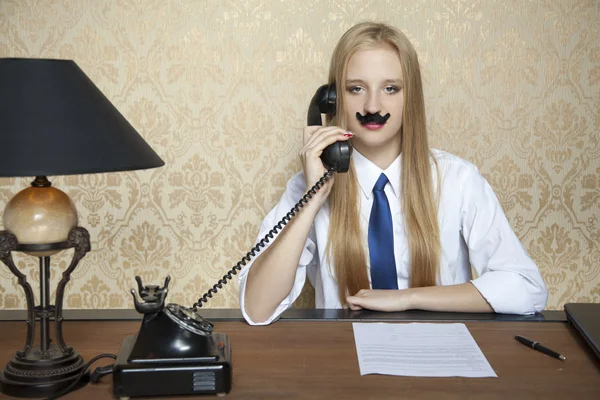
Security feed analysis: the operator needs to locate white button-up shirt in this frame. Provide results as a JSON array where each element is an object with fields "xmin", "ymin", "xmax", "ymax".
[{"xmin": 238, "ymin": 149, "xmax": 548, "ymax": 325}]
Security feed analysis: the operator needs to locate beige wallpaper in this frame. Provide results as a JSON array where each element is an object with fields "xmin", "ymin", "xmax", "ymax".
[{"xmin": 0, "ymin": 0, "xmax": 598, "ymax": 311}]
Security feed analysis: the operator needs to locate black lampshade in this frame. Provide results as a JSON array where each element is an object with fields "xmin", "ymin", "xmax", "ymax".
[{"xmin": 0, "ymin": 58, "xmax": 165, "ymax": 177}]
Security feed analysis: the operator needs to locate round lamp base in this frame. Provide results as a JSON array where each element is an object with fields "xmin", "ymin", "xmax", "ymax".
[
  {"xmin": 2, "ymin": 177, "xmax": 78, "ymax": 257},
  {"xmin": 0, "ymin": 345, "xmax": 88, "ymax": 398}
]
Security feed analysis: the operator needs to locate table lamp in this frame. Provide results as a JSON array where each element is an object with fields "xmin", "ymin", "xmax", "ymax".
[{"xmin": 0, "ymin": 58, "xmax": 165, "ymax": 397}]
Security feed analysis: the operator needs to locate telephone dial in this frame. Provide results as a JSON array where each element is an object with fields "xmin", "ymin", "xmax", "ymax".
[{"xmin": 50, "ymin": 85, "xmax": 352, "ymax": 399}]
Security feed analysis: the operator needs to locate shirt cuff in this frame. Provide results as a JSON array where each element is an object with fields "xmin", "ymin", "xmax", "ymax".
[{"xmin": 471, "ymin": 271, "xmax": 546, "ymax": 315}]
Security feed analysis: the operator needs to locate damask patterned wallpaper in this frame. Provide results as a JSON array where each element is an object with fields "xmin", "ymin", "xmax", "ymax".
[{"xmin": 0, "ymin": 0, "xmax": 598, "ymax": 311}]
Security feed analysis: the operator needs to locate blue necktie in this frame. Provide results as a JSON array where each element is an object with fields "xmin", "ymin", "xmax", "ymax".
[{"xmin": 368, "ymin": 173, "xmax": 398, "ymax": 289}]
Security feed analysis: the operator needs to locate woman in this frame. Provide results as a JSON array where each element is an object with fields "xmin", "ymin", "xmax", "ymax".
[{"xmin": 239, "ymin": 21, "xmax": 547, "ymax": 325}]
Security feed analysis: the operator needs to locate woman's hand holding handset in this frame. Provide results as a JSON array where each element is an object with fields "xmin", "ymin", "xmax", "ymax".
[{"xmin": 299, "ymin": 126, "xmax": 353, "ymax": 202}]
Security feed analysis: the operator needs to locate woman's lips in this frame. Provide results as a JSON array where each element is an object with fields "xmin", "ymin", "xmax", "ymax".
[{"xmin": 362, "ymin": 122, "xmax": 385, "ymax": 130}]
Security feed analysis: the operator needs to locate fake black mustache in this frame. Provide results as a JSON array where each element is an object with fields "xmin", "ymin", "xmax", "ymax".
[{"xmin": 356, "ymin": 112, "xmax": 391, "ymax": 125}]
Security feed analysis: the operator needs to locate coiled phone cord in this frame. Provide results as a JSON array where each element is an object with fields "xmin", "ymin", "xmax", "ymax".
[{"xmin": 192, "ymin": 166, "xmax": 336, "ymax": 311}]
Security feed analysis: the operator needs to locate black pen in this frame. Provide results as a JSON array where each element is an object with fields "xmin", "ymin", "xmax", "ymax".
[{"xmin": 515, "ymin": 335, "xmax": 566, "ymax": 361}]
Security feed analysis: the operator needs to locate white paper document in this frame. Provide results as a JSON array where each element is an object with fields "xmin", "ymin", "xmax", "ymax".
[{"xmin": 352, "ymin": 322, "xmax": 497, "ymax": 378}]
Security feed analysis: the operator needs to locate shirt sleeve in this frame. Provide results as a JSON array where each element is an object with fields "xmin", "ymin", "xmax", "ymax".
[
  {"xmin": 238, "ymin": 172, "xmax": 318, "ymax": 325},
  {"xmin": 460, "ymin": 165, "xmax": 548, "ymax": 315}
]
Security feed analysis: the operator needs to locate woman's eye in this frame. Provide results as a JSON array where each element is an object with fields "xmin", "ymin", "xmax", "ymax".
[
  {"xmin": 348, "ymin": 86, "xmax": 364, "ymax": 94},
  {"xmin": 383, "ymin": 86, "xmax": 399, "ymax": 94}
]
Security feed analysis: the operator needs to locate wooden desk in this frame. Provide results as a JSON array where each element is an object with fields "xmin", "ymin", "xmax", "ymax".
[{"xmin": 1, "ymin": 316, "xmax": 599, "ymax": 399}]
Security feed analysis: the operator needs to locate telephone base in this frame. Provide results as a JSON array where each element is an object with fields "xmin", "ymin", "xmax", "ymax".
[{"xmin": 113, "ymin": 334, "xmax": 232, "ymax": 398}]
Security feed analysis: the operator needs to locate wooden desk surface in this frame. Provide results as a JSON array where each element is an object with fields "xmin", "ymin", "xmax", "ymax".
[{"xmin": 1, "ymin": 320, "xmax": 599, "ymax": 400}]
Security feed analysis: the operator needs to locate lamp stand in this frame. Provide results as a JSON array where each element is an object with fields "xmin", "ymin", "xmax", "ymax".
[{"xmin": 0, "ymin": 227, "xmax": 91, "ymax": 398}]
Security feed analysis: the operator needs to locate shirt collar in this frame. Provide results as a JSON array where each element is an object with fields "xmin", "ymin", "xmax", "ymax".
[{"xmin": 353, "ymin": 149, "xmax": 401, "ymax": 199}]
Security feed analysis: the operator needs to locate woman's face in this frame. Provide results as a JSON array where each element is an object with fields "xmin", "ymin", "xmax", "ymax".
[{"xmin": 343, "ymin": 44, "xmax": 404, "ymax": 165}]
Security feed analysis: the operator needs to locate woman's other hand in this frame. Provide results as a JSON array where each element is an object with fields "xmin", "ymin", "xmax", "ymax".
[{"xmin": 346, "ymin": 288, "xmax": 414, "ymax": 312}]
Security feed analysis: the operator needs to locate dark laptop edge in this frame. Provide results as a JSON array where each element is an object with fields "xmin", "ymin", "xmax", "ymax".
[{"xmin": 564, "ymin": 303, "xmax": 600, "ymax": 360}]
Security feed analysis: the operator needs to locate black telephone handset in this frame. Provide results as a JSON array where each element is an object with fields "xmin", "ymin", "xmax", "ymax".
[
  {"xmin": 307, "ymin": 83, "xmax": 352, "ymax": 173},
  {"xmin": 110, "ymin": 85, "xmax": 352, "ymax": 399}
]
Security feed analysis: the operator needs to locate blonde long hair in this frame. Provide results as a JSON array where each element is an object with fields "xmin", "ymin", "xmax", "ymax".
[{"xmin": 325, "ymin": 22, "xmax": 440, "ymax": 304}]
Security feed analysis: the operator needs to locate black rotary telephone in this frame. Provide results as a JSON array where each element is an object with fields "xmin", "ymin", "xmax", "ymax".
[{"xmin": 55, "ymin": 85, "xmax": 353, "ymax": 400}]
